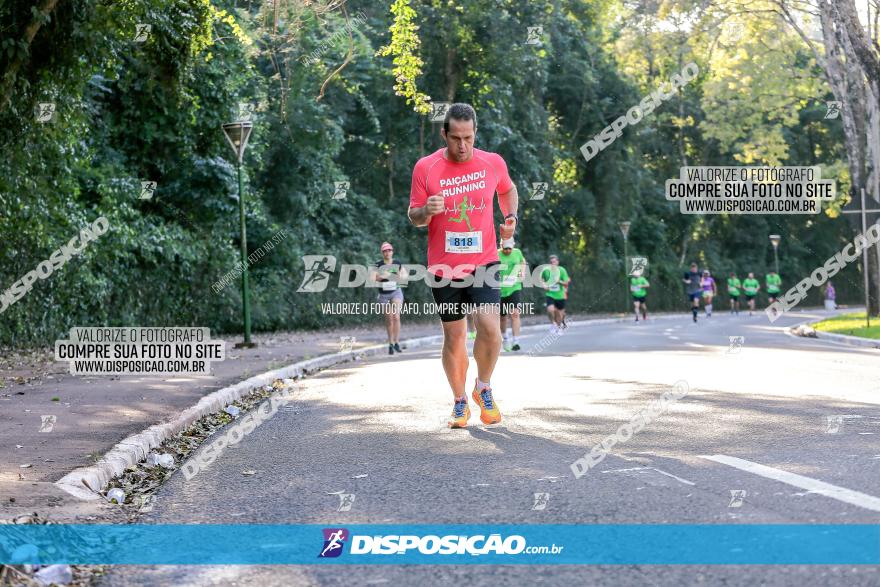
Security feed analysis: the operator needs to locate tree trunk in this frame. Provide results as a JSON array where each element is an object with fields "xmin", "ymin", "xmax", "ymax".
[
  {"xmin": 0, "ymin": 0, "xmax": 62, "ymax": 112},
  {"xmin": 823, "ymin": 0, "xmax": 880, "ymax": 315}
]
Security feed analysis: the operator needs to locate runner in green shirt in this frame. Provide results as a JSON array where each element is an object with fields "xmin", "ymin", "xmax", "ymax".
[
  {"xmin": 498, "ymin": 238, "xmax": 527, "ymax": 351},
  {"xmin": 630, "ymin": 270, "xmax": 649, "ymax": 322},
  {"xmin": 541, "ymin": 255, "xmax": 571, "ymax": 333},
  {"xmin": 742, "ymin": 272, "xmax": 760, "ymax": 316},
  {"xmin": 765, "ymin": 272, "xmax": 782, "ymax": 303},
  {"xmin": 727, "ymin": 272, "xmax": 742, "ymax": 315}
]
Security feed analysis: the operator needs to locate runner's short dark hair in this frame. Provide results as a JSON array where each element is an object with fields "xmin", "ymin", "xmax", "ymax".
[{"xmin": 444, "ymin": 103, "xmax": 478, "ymax": 133}]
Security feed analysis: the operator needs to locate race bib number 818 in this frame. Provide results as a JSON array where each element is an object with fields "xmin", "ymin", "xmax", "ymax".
[{"xmin": 445, "ymin": 231, "xmax": 482, "ymax": 253}]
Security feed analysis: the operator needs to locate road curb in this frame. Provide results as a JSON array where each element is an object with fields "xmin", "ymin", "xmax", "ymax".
[
  {"xmin": 53, "ymin": 313, "xmax": 679, "ymax": 501},
  {"xmin": 788, "ymin": 316, "xmax": 880, "ymax": 350}
]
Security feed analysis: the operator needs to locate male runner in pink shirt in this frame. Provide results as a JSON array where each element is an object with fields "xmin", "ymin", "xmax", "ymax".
[{"xmin": 408, "ymin": 103, "xmax": 518, "ymax": 428}]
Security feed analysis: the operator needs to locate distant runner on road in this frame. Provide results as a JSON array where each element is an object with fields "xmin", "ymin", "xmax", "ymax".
[
  {"xmin": 408, "ymin": 103, "xmax": 518, "ymax": 429},
  {"xmin": 630, "ymin": 269, "xmax": 649, "ymax": 322},
  {"xmin": 371, "ymin": 242, "xmax": 404, "ymax": 355},
  {"xmin": 766, "ymin": 271, "xmax": 782, "ymax": 304},
  {"xmin": 727, "ymin": 272, "xmax": 741, "ymax": 315},
  {"xmin": 683, "ymin": 262, "xmax": 702, "ymax": 322},
  {"xmin": 742, "ymin": 272, "xmax": 760, "ymax": 315},
  {"xmin": 498, "ymin": 238, "xmax": 526, "ymax": 351},
  {"xmin": 701, "ymin": 270, "xmax": 717, "ymax": 318},
  {"xmin": 541, "ymin": 255, "xmax": 570, "ymax": 333}
]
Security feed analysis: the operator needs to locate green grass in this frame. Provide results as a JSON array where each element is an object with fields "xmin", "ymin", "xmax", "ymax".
[{"xmin": 812, "ymin": 312, "xmax": 880, "ymax": 340}]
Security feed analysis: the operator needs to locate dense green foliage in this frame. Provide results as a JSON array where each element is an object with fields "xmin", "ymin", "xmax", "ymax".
[{"xmin": 0, "ymin": 0, "xmax": 860, "ymax": 346}]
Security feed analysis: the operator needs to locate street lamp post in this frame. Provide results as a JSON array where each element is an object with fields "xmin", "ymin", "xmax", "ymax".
[
  {"xmin": 222, "ymin": 120, "xmax": 256, "ymax": 349},
  {"xmin": 769, "ymin": 234, "xmax": 781, "ymax": 275},
  {"xmin": 619, "ymin": 221, "xmax": 631, "ymax": 313}
]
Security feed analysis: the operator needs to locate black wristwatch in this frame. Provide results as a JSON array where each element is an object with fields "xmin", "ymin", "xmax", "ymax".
[{"xmin": 504, "ymin": 213, "xmax": 518, "ymax": 223}]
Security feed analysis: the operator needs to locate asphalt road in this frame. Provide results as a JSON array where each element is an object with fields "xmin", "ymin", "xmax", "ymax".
[{"xmin": 102, "ymin": 309, "xmax": 880, "ymax": 586}]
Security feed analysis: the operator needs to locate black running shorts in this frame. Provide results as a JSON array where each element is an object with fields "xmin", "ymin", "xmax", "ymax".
[{"xmin": 429, "ymin": 265, "xmax": 501, "ymax": 322}]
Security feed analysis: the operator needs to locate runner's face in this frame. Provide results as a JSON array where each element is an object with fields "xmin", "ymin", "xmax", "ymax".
[
  {"xmin": 550, "ymin": 258, "xmax": 559, "ymax": 266},
  {"xmin": 442, "ymin": 118, "xmax": 475, "ymax": 162},
  {"xmin": 383, "ymin": 249, "xmax": 393, "ymax": 261},
  {"xmin": 502, "ymin": 247, "xmax": 512, "ymax": 254}
]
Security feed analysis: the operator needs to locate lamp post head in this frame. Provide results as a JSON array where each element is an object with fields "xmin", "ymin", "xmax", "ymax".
[
  {"xmin": 769, "ymin": 234, "xmax": 781, "ymax": 249},
  {"xmin": 619, "ymin": 221, "xmax": 631, "ymax": 240},
  {"xmin": 222, "ymin": 120, "xmax": 254, "ymax": 163}
]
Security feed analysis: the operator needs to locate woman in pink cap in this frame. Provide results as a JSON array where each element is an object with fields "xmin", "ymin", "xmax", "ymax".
[{"xmin": 372, "ymin": 242, "xmax": 404, "ymax": 355}]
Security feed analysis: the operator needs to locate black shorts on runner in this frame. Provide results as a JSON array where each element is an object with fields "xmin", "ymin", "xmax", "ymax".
[
  {"xmin": 632, "ymin": 295, "xmax": 646, "ymax": 303},
  {"xmin": 429, "ymin": 265, "xmax": 500, "ymax": 323},
  {"xmin": 729, "ymin": 294, "xmax": 739, "ymax": 301},
  {"xmin": 500, "ymin": 290, "xmax": 522, "ymax": 316},
  {"xmin": 546, "ymin": 296, "xmax": 566, "ymax": 310},
  {"xmin": 687, "ymin": 292, "xmax": 702, "ymax": 302},
  {"xmin": 745, "ymin": 294, "xmax": 756, "ymax": 301}
]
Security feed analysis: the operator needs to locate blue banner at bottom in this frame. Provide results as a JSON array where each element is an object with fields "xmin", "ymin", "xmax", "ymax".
[{"xmin": 1, "ymin": 524, "xmax": 878, "ymax": 565}]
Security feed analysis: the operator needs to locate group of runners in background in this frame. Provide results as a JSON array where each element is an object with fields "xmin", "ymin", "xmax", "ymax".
[
  {"xmin": 680, "ymin": 262, "xmax": 783, "ymax": 322},
  {"xmin": 371, "ymin": 239, "xmax": 571, "ymax": 355}
]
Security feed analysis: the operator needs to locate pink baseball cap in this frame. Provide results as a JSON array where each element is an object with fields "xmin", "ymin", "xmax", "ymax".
[{"xmin": 380, "ymin": 242, "xmax": 393, "ymax": 252}]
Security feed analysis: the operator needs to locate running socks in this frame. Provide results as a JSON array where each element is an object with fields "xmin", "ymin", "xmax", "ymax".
[{"xmin": 476, "ymin": 378, "xmax": 491, "ymax": 392}]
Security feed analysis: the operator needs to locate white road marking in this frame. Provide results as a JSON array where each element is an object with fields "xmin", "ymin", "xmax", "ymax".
[
  {"xmin": 669, "ymin": 336, "xmax": 680, "ymax": 340},
  {"xmin": 602, "ymin": 466, "xmax": 695, "ymax": 486},
  {"xmin": 700, "ymin": 454, "xmax": 880, "ymax": 512},
  {"xmin": 685, "ymin": 342, "xmax": 704, "ymax": 348}
]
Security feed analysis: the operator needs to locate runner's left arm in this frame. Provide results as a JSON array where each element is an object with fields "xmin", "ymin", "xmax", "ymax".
[
  {"xmin": 498, "ymin": 185, "xmax": 518, "ymax": 239},
  {"xmin": 495, "ymin": 153, "xmax": 518, "ymax": 239},
  {"xmin": 560, "ymin": 267, "xmax": 571, "ymax": 286}
]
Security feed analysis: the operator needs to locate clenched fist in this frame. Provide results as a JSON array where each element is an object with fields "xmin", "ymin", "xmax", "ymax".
[{"xmin": 426, "ymin": 194, "xmax": 445, "ymax": 217}]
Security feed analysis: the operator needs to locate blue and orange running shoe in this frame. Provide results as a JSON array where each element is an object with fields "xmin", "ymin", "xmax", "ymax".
[
  {"xmin": 448, "ymin": 398, "xmax": 470, "ymax": 429},
  {"xmin": 472, "ymin": 386, "xmax": 502, "ymax": 425}
]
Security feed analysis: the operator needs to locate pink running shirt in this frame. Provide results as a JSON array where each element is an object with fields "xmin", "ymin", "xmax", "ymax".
[{"xmin": 409, "ymin": 148, "xmax": 513, "ymax": 278}]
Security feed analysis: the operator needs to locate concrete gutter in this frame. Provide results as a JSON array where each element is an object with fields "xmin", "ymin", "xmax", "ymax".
[
  {"xmin": 54, "ymin": 313, "xmax": 680, "ymax": 501},
  {"xmin": 788, "ymin": 315, "xmax": 880, "ymax": 351},
  {"xmin": 808, "ymin": 330, "xmax": 880, "ymax": 349}
]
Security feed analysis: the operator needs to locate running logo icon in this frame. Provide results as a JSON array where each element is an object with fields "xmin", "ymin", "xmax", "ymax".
[
  {"xmin": 337, "ymin": 493, "xmax": 355, "ymax": 511},
  {"xmin": 298, "ymin": 255, "xmax": 337, "ymax": 293},
  {"xmin": 525, "ymin": 26, "xmax": 543, "ymax": 46},
  {"xmin": 628, "ymin": 257, "xmax": 648, "ymax": 276},
  {"xmin": 532, "ymin": 492, "xmax": 550, "ymax": 510},
  {"xmin": 825, "ymin": 415, "xmax": 844, "ymax": 434},
  {"xmin": 429, "ymin": 102, "xmax": 450, "ymax": 123},
  {"xmin": 728, "ymin": 490, "xmax": 746, "ymax": 508},
  {"xmin": 332, "ymin": 181, "xmax": 349, "ymax": 200},
  {"xmin": 318, "ymin": 528, "xmax": 349, "ymax": 558},
  {"xmin": 530, "ymin": 182, "xmax": 548, "ymax": 201},
  {"xmin": 36, "ymin": 102, "xmax": 56, "ymax": 123},
  {"xmin": 238, "ymin": 102, "xmax": 255, "ymax": 121},
  {"xmin": 134, "ymin": 24, "xmax": 151, "ymax": 42},
  {"xmin": 39, "ymin": 415, "xmax": 56, "ymax": 433},
  {"xmin": 824, "ymin": 101, "xmax": 841, "ymax": 120},
  {"xmin": 140, "ymin": 181, "xmax": 157, "ymax": 200},
  {"xmin": 727, "ymin": 336, "xmax": 744, "ymax": 354}
]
